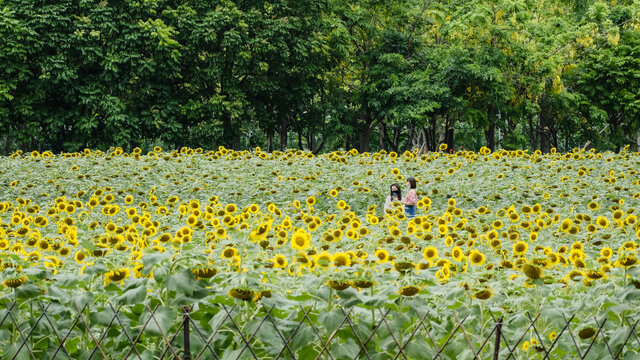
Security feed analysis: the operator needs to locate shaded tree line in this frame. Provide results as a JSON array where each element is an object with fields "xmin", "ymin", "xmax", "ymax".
[{"xmin": 1, "ymin": 0, "xmax": 639, "ymax": 154}]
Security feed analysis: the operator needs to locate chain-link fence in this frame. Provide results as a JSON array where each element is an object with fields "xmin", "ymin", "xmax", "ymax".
[{"xmin": 1, "ymin": 299, "xmax": 639, "ymax": 359}]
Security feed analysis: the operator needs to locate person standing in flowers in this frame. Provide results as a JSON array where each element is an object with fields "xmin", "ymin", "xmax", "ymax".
[
  {"xmin": 402, "ymin": 177, "xmax": 418, "ymax": 218},
  {"xmin": 384, "ymin": 183, "xmax": 402, "ymax": 212}
]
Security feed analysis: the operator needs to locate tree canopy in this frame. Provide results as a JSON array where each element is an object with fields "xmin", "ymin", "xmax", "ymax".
[{"xmin": 1, "ymin": 0, "xmax": 639, "ymax": 153}]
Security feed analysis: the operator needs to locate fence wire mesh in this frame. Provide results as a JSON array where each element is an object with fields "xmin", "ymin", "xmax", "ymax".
[{"xmin": 1, "ymin": 299, "xmax": 640, "ymax": 359}]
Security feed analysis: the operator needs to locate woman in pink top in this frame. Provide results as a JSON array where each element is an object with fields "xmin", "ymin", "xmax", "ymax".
[{"xmin": 402, "ymin": 177, "xmax": 417, "ymax": 218}]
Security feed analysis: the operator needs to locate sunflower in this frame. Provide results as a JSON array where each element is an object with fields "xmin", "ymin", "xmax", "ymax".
[
  {"xmin": 578, "ymin": 327, "xmax": 597, "ymax": 339},
  {"xmin": 588, "ymin": 201, "xmax": 600, "ymax": 210},
  {"xmin": 469, "ymin": 250, "xmax": 485, "ymax": 266},
  {"xmin": 399, "ymin": 285, "xmax": 420, "ymax": 296},
  {"xmin": 522, "ymin": 263, "xmax": 543, "ymax": 279},
  {"xmin": 612, "ymin": 210, "xmax": 624, "ymax": 221},
  {"xmin": 104, "ymin": 268, "xmax": 130, "ymax": 285},
  {"xmin": 513, "ymin": 241, "xmax": 528, "ymax": 256},
  {"xmin": 423, "ymin": 246, "xmax": 438, "ymax": 261},
  {"xmin": 221, "ymin": 247, "xmax": 238, "ymax": 260},
  {"xmin": 596, "ymin": 216, "xmax": 609, "ymax": 229},
  {"xmin": 473, "ymin": 289, "xmax": 493, "ymax": 300},
  {"xmin": 3, "ymin": 276, "xmax": 28, "ymax": 288},
  {"xmin": 375, "ymin": 249, "xmax": 389, "ymax": 263},
  {"xmin": 332, "ymin": 253, "xmax": 351, "ymax": 267},
  {"xmin": 225, "ymin": 203, "xmax": 237, "ymax": 213},
  {"xmin": 291, "ymin": 229, "xmax": 311, "ymax": 251},
  {"xmin": 451, "ymin": 246, "xmax": 465, "ymax": 262},
  {"xmin": 315, "ymin": 251, "xmax": 332, "ymax": 267},
  {"xmin": 585, "ymin": 270, "xmax": 605, "ymax": 280},
  {"xmin": 249, "ymin": 221, "xmax": 272, "ymax": 242},
  {"xmin": 272, "ymin": 254, "xmax": 288, "ymax": 268},
  {"xmin": 622, "ymin": 241, "xmax": 637, "ymax": 251},
  {"xmin": 229, "ymin": 288, "xmax": 255, "ymax": 301},
  {"xmin": 352, "ymin": 279, "xmax": 374, "ymax": 289},
  {"xmin": 390, "ymin": 227, "xmax": 402, "ymax": 237},
  {"xmin": 26, "ymin": 251, "xmax": 42, "ymax": 262},
  {"xmin": 38, "ymin": 239, "xmax": 50, "ymax": 251},
  {"xmin": 326, "ymin": 280, "xmax": 350, "ymax": 290},
  {"xmin": 306, "ymin": 196, "xmax": 316, "ymax": 206},
  {"xmin": 192, "ymin": 267, "xmax": 218, "ymax": 279},
  {"xmin": 618, "ymin": 255, "xmax": 637, "ymax": 268},
  {"xmin": 345, "ymin": 229, "xmax": 358, "ymax": 240}
]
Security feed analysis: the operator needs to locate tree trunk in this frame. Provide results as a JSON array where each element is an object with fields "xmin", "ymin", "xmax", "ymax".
[
  {"xmin": 297, "ymin": 130, "xmax": 303, "ymax": 150},
  {"xmin": 407, "ymin": 127, "xmax": 415, "ymax": 150},
  {"xmin": 220, "ymin": 60, "xmax": 234, "ymax": 149},
  {"xmin": 636, "ymin": 129, "xmax": 640, "ymax": 152},
  {"xmin": 445, "ymin": 114, "xmax": 455, "ymax": 151},
  {"xmin": 307, "ymin": 132, "xmax": 315, "ymax": 151},
  {"xmin": 484, "ymin": 107, "xmax": 496, "ymax": 150},
  {"xmin": 419, "ymin": 129, "xmax": 428, "ymax": 153},
  {"xmin": 392, "ymin": 126, "xmax": 401, "ymax": 152},
  {"xmin": 234, "ymin": 134, "xmax": 241, "ymax": 150},
  {"xmin": 279, "ymin": 117, "xmax": 288, "ymax": 151},
  {"xmin": 610, "ymin": 119, "xmax": 621, "ymax": 153},
  {"xmin": 539, "ymin": 112, "xmax": 551, "ymax": 153},
  {"xmin": 380, "ymin": 124, "xmax": 400, "ymax": 152},
  {"xmin": 313, "ymin": 137, "xmax": 326, "ymax": 154},
  {"xmin": 267, "ymin": 132, "xmax": 273, "ymax": 152},
  {"xmin": 3, "ymin": 136, "xmax": 9, "ymax": 156},
  {"xmin": 426, "ymin": 117, "xmax": 438, "ymax": 152},
  {"xmin": 528, "ymin": 116, "xmax": 538, "ymax": 150},
  {"xmin": 359, "ymin": 126, "xmax": 371, "ymax": 152},
  {"xmin": 378, "ymin": 124, "xmax": 385, "ymax": 150}
]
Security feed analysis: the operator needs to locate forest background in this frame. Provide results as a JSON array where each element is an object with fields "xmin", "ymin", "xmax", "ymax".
[{"xmin": 1, "ymin": 0, "xmax": 639, "ymax": 154}]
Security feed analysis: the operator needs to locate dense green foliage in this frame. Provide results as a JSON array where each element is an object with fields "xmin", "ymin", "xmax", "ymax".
[{"xmin": 1, "ymin": 0, "xmax": 639, "ymax": 153}]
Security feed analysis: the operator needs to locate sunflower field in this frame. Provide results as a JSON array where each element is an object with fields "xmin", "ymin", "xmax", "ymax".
[{"xmin": 2, "ymin": 146, "xmax": 640, "ymax": 359}]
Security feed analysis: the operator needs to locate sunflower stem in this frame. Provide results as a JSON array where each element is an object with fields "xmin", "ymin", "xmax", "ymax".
[{"xmin": 370, "ymin": 286, "xmax": 375, "ymax": 329}]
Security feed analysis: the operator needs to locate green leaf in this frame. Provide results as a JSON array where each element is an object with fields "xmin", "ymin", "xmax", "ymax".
[
  {"xmin": 89, "ymin": 310, "xmax": 116, "ymax": 326},
  {"xmin": 627, "ymin": 266, "xmax": 640, "ymax": 278},
  {"xmin": 144, "ymin": 306, "xmax": 177, "ymax": 336},
  {"xmin": 45, "ymin": 285, "xmax": 71, "ymax": 304},
  {"xmin": 141, "ymin": 253, "xmax": 170, "ymax": 275},
  {"xmin": 290, "ymin": 326, "xmax": 316, "ymax": 351},
  {"xmin": 82, "ymin": 262, "xmax": 108, "ymax": 276},
  {"xmin": 332, "ymin": 338, "xmax": 359, "ymax": 359},
  {"xmin": 318, "ymin": 309, "xmax": 344, "ymax": 333},
  {"xmin": 72, "ymin": 291, "xmax": 94, "ymax": 309},
  {"xmin": 167, "ymin": 268, "xmax": 196, "ymax": 296},
  {"xmin": 116, "ymin": 285, "xmax": 147, "ymax": 304},
  {"xmin": 15, "ymin": 283, "xmax": 41, "ymax": 299},
  {"xmin": 405, "ymin": 338, "xmax": 433, "ymax": 359}
]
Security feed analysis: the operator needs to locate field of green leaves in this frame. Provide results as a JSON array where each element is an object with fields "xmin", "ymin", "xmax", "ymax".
[{"xmin": 2, "ymin": 146, "xmax": 640, "ymax": 359}]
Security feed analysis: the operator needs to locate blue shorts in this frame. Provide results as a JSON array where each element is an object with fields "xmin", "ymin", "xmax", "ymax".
[{"xmin": 405, "ymin": 205, "xmax": 416, "ymax": 218}]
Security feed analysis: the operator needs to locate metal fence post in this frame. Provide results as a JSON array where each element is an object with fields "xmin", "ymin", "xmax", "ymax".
[
  {"xmin": 493, "ymin": 317, "xmax": 503, "ymax": 360},
  {"xmin": 183, "ymin": 306, "xmax": 191, "ymax": 360}
]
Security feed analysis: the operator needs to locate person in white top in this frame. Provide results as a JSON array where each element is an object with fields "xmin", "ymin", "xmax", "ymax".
[{"xmin": 384, "ymin": 183, "xmax": 402, "ymax": 212}]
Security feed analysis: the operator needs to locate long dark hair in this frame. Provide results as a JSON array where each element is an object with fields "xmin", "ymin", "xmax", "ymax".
[
  {"xmin": 390, "ymin": 183, "xmax": 402, "ymax": 200},
  {"xmin": 406, "ymin": 177, "xmax": 417, "ymax": 189}
]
